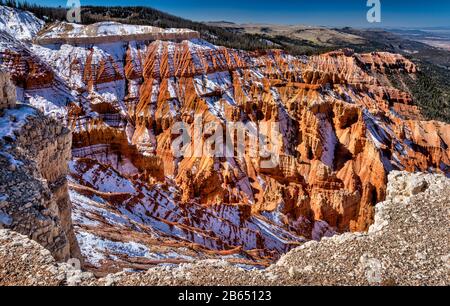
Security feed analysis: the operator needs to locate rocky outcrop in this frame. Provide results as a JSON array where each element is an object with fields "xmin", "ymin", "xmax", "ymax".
[
  {"xmin": 0, "ymin": 70, "xmax": 15, "ymax": 110},
  {"xmin": 0, "ymin": 103, "xmax": 81, "ymax": 262},
  {"xmin": 1, "ymin": 171, "xmax": 448, "ymax": 286},
  {"xmin": 0, "ymin": 229, "xmax": 92, "ymax": 286},
  {"xmin": 355, "ymin": 52, "xmax": 417, "ymax": 73}
]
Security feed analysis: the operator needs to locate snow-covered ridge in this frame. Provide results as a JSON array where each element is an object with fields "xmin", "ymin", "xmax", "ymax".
[
  {"xmin": 0, "ymin": 5, "xmax": 44, "ymax": 41},
  {"xmin": 35, "ymin": 21, "xmax": 200, "ymax": 45},
  {"xmin": 39, "ymin": 21, "xmax": 196, "ymax": 37}
]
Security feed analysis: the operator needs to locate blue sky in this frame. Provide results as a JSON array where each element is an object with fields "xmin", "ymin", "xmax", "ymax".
[{"xmin": 25, "ymin": 0, "xmax": 450, "ymax": 28}]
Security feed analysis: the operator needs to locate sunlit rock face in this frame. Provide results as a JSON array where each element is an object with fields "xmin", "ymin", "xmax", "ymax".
[
  {"xmin": 0, "ymin": 7, "xmax": 448, "ymax": 272},
  {"xmin": 0, "ymin": 69, "xmax": 16, "ymax": 109},
  {"xmin": 0, "ymin": 104, "xmax": 81, "ymax": 262}
]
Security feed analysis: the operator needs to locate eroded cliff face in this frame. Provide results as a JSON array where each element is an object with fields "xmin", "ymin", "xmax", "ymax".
[
  {"xmin": 0, "ymin": 74, "xmax": 80, "ymax": 261},
  {"xmin": 0, "ymin": 14, "xmax": 449, "ymax": 270},
  {"xmin": 0, "ymin": 69, "xmax": 16, "ymax": 109},
  {"xmin": 60, "ymin": 42, "xmax": 447, "ymax": 234}
]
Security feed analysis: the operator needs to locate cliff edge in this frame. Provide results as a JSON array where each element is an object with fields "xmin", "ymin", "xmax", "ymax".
[{"xmin": 0, "ymin": 70, "xmax": 80, "ymax": 262}]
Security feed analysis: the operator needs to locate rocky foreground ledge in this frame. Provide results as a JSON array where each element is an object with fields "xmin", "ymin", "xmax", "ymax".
[{"xmin": 1, "ymin": 171, "xmax": 449, "ymax": 286}]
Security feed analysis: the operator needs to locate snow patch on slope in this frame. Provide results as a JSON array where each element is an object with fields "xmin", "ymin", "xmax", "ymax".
[
  {"xmin": 0, "ymin": 5, "xmax": 44, "ymax": 41},
  {"xmin": 69, "ymin": 161, "xmax": 137, "ymax": 195},
  {"xmin": 76, "ymin": 231, "xmax": 150, "ymax": 267},
  {"xmin": 0, "ymin": 105, "xmax": 37, "ymax": 140}
]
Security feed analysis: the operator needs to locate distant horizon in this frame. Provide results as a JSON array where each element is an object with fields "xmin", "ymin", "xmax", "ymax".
[
  {"xmin": 203, "ymin": 21, "xmax": 450, "ymax": 31},
  {"xmin": 18, "ymin": 0, "xmax": 450, "ymax": 28}
]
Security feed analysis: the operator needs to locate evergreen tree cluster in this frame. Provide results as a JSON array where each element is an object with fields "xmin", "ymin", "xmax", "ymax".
[
  {"xmin": 407, "ymin": 63, "xmax": 450, "ymax": 123},
  {"xmin": 388, "ymin": 62, "xmax": 450, "ymax": 123},
  {"xmin": 0, "ymin": 0, "xmax": 66, "ymax": 21}
]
